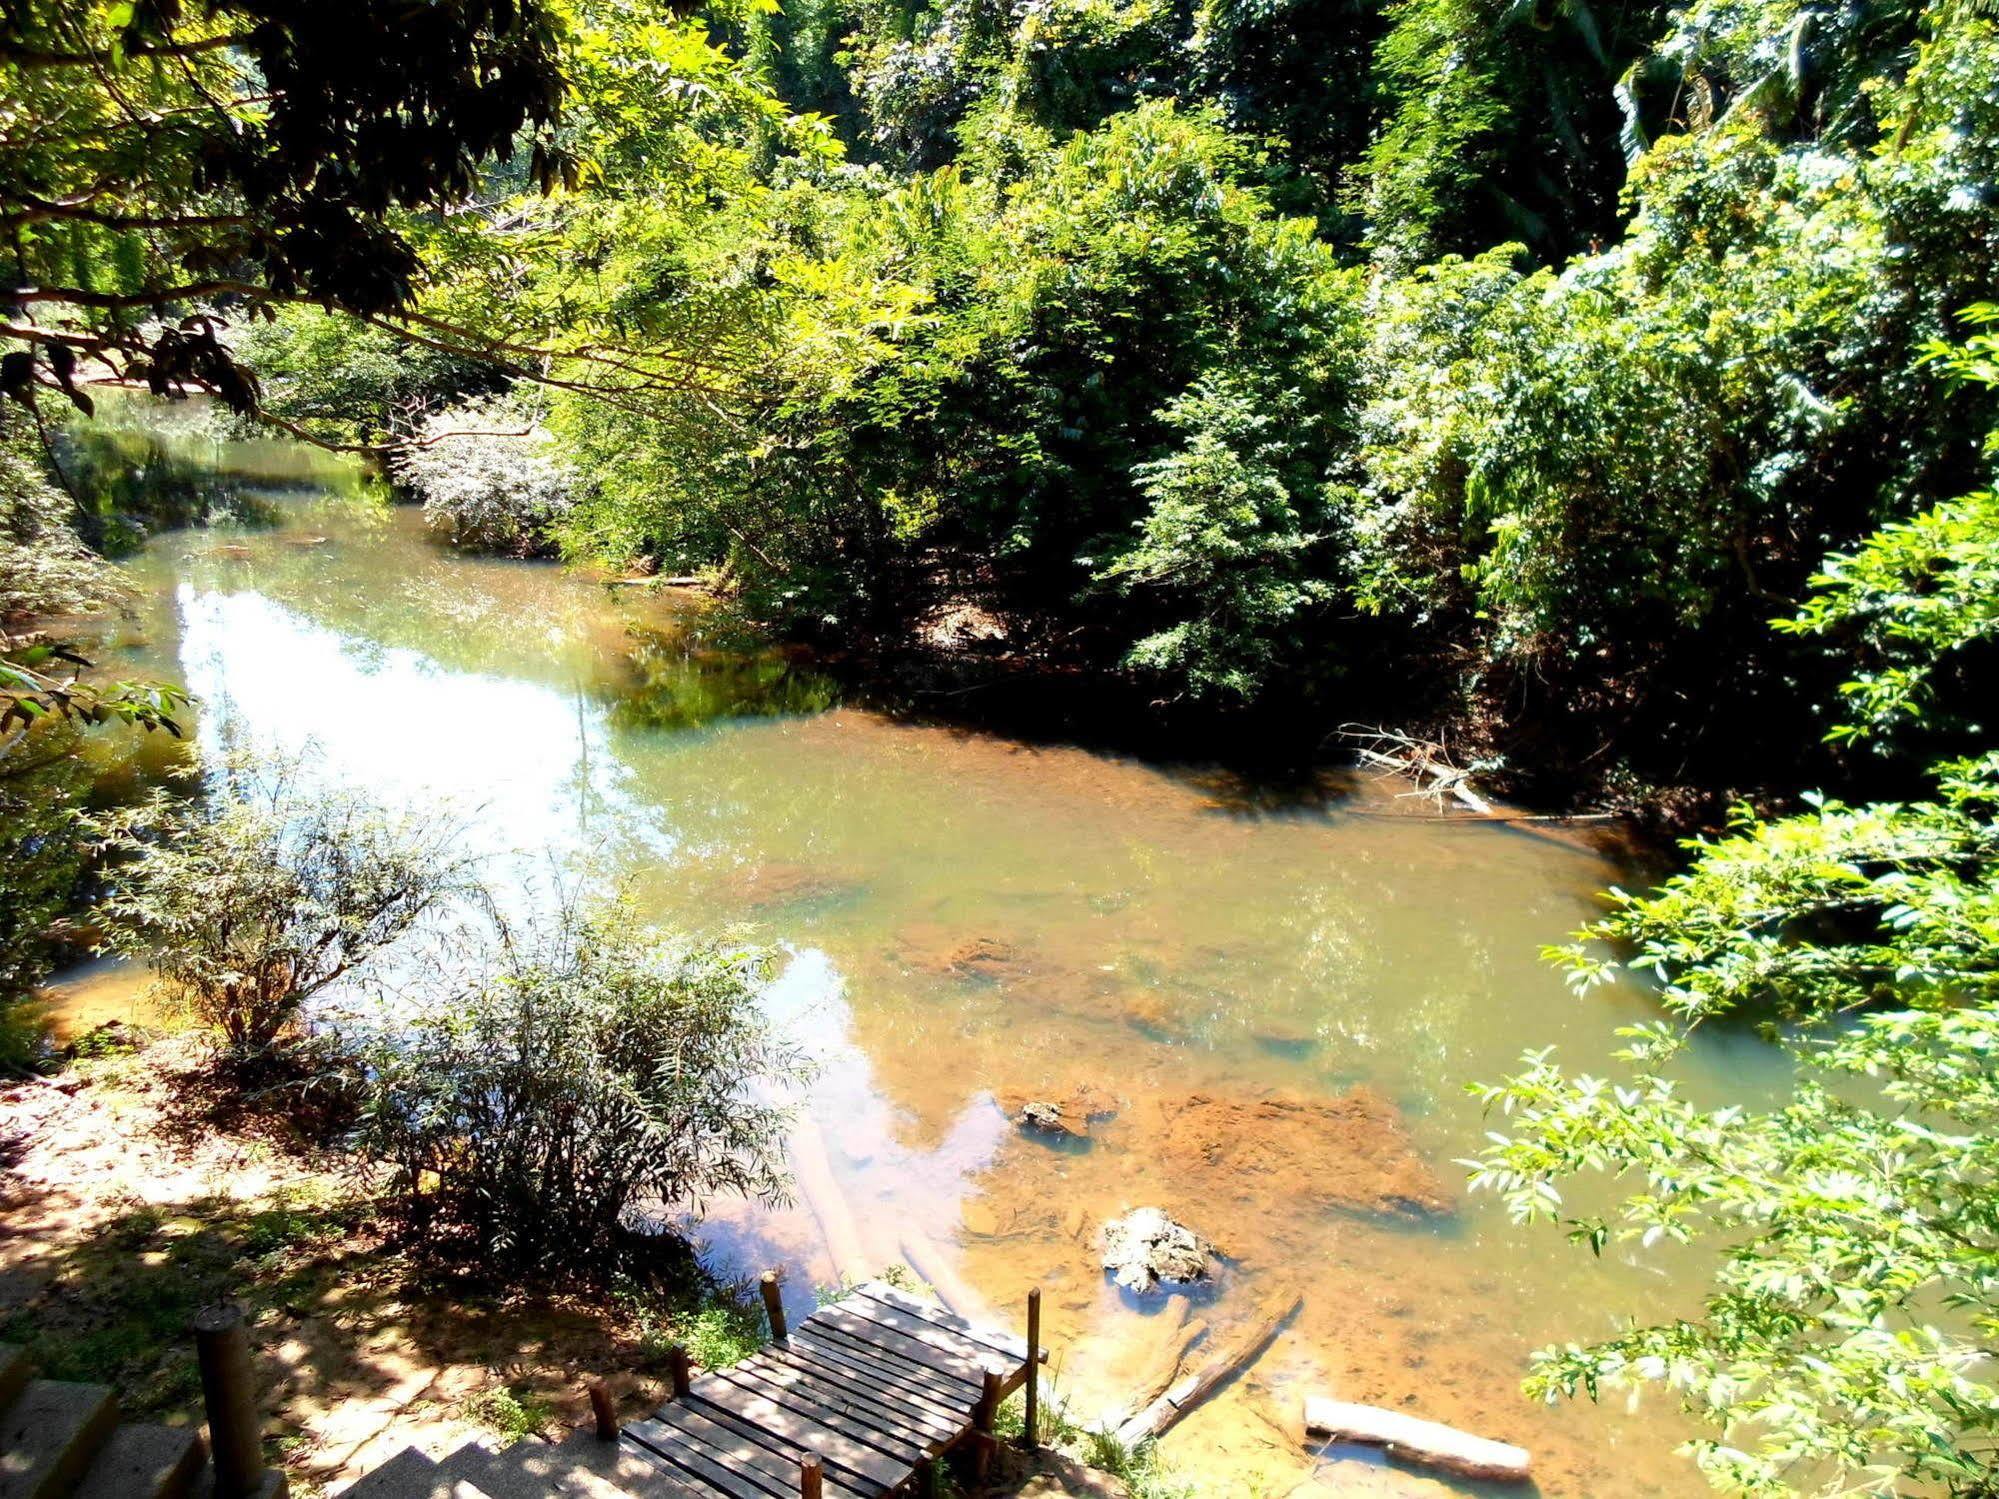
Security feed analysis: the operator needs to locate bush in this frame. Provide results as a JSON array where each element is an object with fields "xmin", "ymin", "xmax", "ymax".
[
  {"xmin": 392, "ymin": 395, "xmax": 578, "ymax": 556},
  {"xmin": 351, "ymin": 902, "xmax": 804, "ymax": 1277},
  {"xmin": 97, "ymin": 757, "xmax": 470, "ymax": 1066}
]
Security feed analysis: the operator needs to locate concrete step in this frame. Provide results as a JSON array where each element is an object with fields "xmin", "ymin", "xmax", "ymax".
[
  {"xmin": 0, "ymin": 1379, "xmax": 120, "ymax": 1499},
  {"xmin": 73, "ymin": 1423, "xmax": 207, "ymax": 1499},
  {"xmin": 338, "ymin": 1445, "xmax": 495, "ymax": 1499},
  {"xmin": 0, "ymin": 1350, "xmax": 28, "ymax": 1415},
  {"xmin": 185, "ymin": 1469, "xmax": 287, "ymax": 1499},
  {"xmin": 441, "ymin": 1432, "xmax": 652, "ymax": 1498}
]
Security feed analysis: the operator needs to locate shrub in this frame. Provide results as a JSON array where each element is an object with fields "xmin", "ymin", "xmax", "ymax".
[
  {"xmin": 392, "ymin": 395, "xmax": 578, "ymax": 556},
  {"xmin": 96, "ymin": 756, "xmax": 470, "ymax": 1066},
  {"xmin": 351, "ymin": 901, "xmax": 803, "ymax": 1278}
]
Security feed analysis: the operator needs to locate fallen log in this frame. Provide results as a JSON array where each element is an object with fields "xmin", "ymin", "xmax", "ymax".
[
  {"xmin": 1126, "ymin": 1299, "xmax": 1206, "ymax": 1414},
  {"xmin": 1303, "ymin": 1398, "xmax": 1531, "ymax": 1483},
  {"xmin": 1109, "ymin": 1283, "xmax": 1300, "ymax": 1447},
  {"xmin": 788, "ymin": 1113, "xmax": 873, "ymax": 1285},
  {"xmin": 899, "ymin": 1228, "xmax": 993, "ymax": 1323}
]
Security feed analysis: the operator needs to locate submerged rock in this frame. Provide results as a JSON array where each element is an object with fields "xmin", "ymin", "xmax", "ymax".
[
  {"xmin": 1100, "ymin": 1207, "xmax": 1216, "ymax": 1292},
  {"xmin": 887, "ymin": 923, "xmax": 1032, "ymax": 983},
  {"xmin": 998, "ymin": 1082, "xmax": 1119, "ymax": 1140},
  {"xmin": 1147, "ymin": 1087, "xmax": 1453, "ymax": 1218},
  {"xmin": 718, "ymin": 860, "xmax": 867, "ymax": 913}
]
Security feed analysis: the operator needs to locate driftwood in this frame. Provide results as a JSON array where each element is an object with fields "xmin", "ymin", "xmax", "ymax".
[
  {"xmin": 1353, "ymin": 745, "xmax": 1494, "ymax": 816},
  {"xmin": 1107, "ymin": 1283, "xmax": 1301, "ymax": 1447},
  {"xmin": 1304, "ymin": 1398, "xmax": 1532, "ymax": 1483},
  {"xmin": 788, "ymin": 1113, "xmax": 874, "ymax": 1284},
  {"xmin": 1126, "ymin": 1299, "xmax": 1206, "ymax": 1414}
]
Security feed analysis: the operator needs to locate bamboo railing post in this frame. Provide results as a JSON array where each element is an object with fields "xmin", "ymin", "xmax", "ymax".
[
  {"xmin": 668, "ymin": 1344, "xmax": 692, "ymax": 1399},
  {"xmin": 1024, "ymin": 1286, "xmax": 1041, "ymax": 1450},
  {"xmin": 192, "ymin": 1302, "xmax": 265, "ymax": 1499},
  {"xmin": 800, "ymin": 1452, "xmax": 823, "ymax": 1499},
  {"xmin": 761, "ymin": 1271, "xmax": 788, "ymax": 1343},
  {"xmin": 587, "ymin": 1380, "xmax": 617, "ymax": 1441}
]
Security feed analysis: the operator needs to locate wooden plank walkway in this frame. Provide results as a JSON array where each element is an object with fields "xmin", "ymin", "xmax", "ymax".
[{"xmin": 620, "ymin": 1280, "xmax": 1046, "ymax": 1498}]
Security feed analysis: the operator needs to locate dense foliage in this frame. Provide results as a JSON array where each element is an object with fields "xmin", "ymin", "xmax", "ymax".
[
  {"xmin": 1472, "ymin": 337, "xmax": 1999, "ymax": 1494},
  {"xmin": 0, "ymin": 0, "xmax": 568, "ymax": 418},
  {"xmin": 351, "ymin": 902, "xmax": 802, "ymax": 1275},
  {"xmin": 392, "ymin": 395, "xmax": 579, "ymax": 555},
  {"xmin": 316, "ymin": 0, "xmax": 1989, "ymax": 800}
]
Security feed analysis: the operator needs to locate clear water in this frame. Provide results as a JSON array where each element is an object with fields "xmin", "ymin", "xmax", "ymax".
[{"xmin": 66, "ymin": 432, "xmax": 1791, "ymax": 1497}]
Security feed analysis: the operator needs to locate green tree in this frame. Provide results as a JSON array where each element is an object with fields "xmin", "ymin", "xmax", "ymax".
[
  {"xmin": 0, "ymin": 0, "xmax": 569, "ymax": 420},
  {"xmin": 1471, "ymin": 329, "xmax": 1999, "ymax": 1494}
]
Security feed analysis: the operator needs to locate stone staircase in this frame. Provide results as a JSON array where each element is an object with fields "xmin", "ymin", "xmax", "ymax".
[
  {"xmin": 0, "ymin": 1328, "xmax": 652, "ymax": 1499},
  {"xmin": 0, "ymin": 1342, "xmax": 219, "ymax": 1499},
  {"xmin": 338, "ymin": 1432, "xmax": 690, "ymax": 1499}
]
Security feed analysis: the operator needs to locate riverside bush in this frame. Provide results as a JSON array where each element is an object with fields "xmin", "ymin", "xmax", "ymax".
[
  {"xmin": 352, "ymin": 902, "xmax": 803, "ymax": 1278},
  {"xmin": 392, "ymin": 397, "xmax": 579, "ymax": 557},
  {"xmin": 97, "ymin": 757, "xmax": 470, "ymax": 1066}
]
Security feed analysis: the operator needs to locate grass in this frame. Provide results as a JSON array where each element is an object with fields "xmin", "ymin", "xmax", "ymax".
[
  {"xmin": 1078, "ymin": 1429, "xmax": 1197, "ymax": 1499},
  {"xmin": 464, "ymin": 1385, "xmax": 557, "ymax": 1442},
  {"xmin": 618, "ymin": 1280, "xmax": 767, "ymax": 1372}
]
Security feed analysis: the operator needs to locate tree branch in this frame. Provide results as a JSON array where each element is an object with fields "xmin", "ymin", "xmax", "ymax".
[{"xmin": 0, "ymin": 33, "xmax": 249, "ymax": 69}]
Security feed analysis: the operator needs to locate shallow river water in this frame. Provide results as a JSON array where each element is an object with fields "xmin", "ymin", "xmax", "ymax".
[{"xmin": 55, "ymin": 435, "xmax": 1795, "ymax": 1497}]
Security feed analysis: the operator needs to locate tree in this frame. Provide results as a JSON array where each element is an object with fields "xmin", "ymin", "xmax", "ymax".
[
  {"xmin": 0, "ymin": 0, "xmax": 568, "ymax": 426},
  {"xmin": 1092, "ymin": 377, "xmax": 1333, "ymax": 700},
  {"xmin": 1470, "ymin": 329, "xmax": 1999, "ymax": 1494},
  {"xmin": 0, "ymin": 426, "xmax": 190, "ymax": 734},
  {"xmin": 97, "ymin": 756, "xmax": 472, "ymax": 1065},
  {"xmin": 350, "ymin": 900, "xmax": 804, "ymax": 1277}
]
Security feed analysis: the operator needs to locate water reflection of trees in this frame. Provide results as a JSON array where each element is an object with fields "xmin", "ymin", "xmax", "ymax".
[{"xmin": 606, "ymin": 622, "xmax": 837, "ymax": 733}]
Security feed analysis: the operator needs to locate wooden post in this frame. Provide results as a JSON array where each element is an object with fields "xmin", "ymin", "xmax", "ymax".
[
  {"xmin": 799, "ymin": 1452, "xmax": 823, "ymax": 1499},
  {"xmin": 917, "ymin": 1459, "xmax": 939, "ymax": 1499},
  {"xmin": 761, "ymin": 1271, "xmax": 788, "ymax": 1343},
  {"xmin": 587, "ymin": 1380, "xmax": 617, "ymax": 1441},
  {"xmin": 1024, "ymin": 1287, "xmax": 1041, "ymax": 1451},
  {"xmin": 667, "ymin": 1344, "xmax": 692, "ymax": 1400},
  {"xmin": 192, "ymin": 1302, "xmax": 265, "ymax": 1499},
  {"xmin": 974, "ymin": 1368, "xmax": 1003, "ymax": 1482}
]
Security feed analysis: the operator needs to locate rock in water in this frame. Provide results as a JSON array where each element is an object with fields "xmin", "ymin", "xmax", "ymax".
[
  {"xmin": 1100, "ymin": 1208, "xmax": 1215, "ymax": 1292},
  {"xmin": 1017, "ymin": 1100, "xmax": 1077, "ymax": 1137}
]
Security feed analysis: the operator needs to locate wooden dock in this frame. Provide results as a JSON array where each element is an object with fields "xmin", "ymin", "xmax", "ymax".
[{"xmin": 618, "ymin": 1278, "xmax": 1047, "ymax": 1498}]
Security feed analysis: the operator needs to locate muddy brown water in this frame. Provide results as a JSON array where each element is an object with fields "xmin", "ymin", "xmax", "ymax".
[{"xmin": 48, "ymin": 429, "xmax": 1793, "ymax": 1497}]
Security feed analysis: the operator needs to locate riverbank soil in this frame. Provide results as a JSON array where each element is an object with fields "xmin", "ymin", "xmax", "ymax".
[{"xmin": 0, "ymin": 1031, "xmax": 665, "ymax": 1493}]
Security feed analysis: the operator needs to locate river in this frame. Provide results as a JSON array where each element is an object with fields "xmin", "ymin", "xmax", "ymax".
[{"xmin": 50, "ymin": 419, "xmax": 1792, "ymax": 1497}]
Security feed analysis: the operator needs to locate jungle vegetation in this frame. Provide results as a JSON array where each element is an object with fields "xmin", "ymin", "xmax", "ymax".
[{"xmin": 4, "ymin": 0, "xmax": 1998, "ymax": 1490}]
